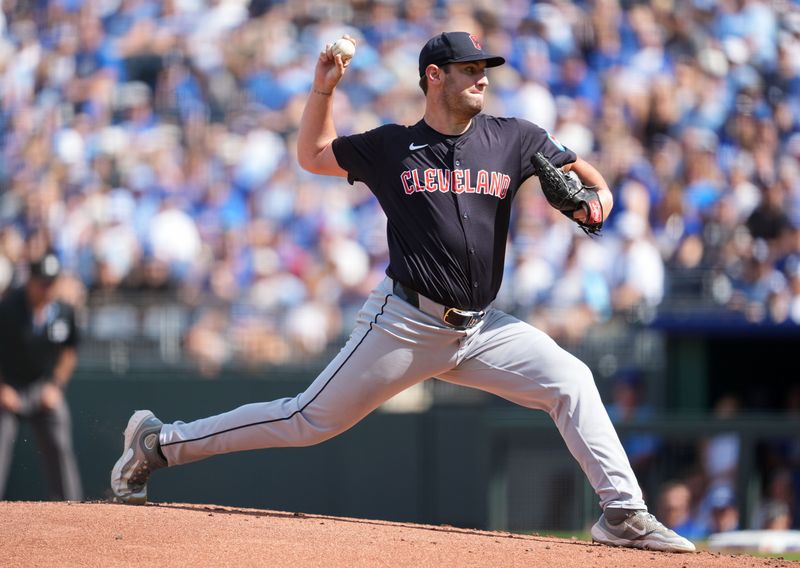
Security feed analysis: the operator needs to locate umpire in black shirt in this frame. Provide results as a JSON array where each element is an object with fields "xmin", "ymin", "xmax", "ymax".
[{"xmin": 0, "ymin": 251, "xmax": 82, "ymax": 500}]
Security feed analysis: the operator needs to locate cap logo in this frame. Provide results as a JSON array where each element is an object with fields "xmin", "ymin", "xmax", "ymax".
[{"xmin": 419, "ymin": 32, "xmax": 506, "ymax": 76}]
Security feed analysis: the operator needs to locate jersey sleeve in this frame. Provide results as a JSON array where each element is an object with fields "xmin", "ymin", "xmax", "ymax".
[
  {"xmin": 57, "ymin": 302, "xmax": 80, "ymax": 348},
  {"xmin": 516, "ymin": 118, "xmax": 577, "ymax": 181},
  {"xmin": 331, "ymin": 126, "xmax": 387, "ymax": 186}
]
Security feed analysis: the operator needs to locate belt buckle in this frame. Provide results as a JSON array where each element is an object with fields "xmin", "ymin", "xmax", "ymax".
[{"xmin": 443, "ymin": 307, "xmax": 482, "ymax": 329}]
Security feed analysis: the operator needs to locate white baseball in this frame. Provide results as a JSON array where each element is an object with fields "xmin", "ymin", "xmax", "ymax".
[{"xmin": 331, "ymin": 37, "xmax": 356, "ymax": 63}]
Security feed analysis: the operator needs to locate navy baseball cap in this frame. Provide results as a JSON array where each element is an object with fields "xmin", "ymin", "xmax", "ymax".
[{"xmin": 418, "ymin": 32, "xmax": 505, "ymax": 77}]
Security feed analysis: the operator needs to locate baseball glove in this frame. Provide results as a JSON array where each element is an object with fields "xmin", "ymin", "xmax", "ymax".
[{"xmin": 532, "ymin": 152, "xmax": 604, "ymax": 236}]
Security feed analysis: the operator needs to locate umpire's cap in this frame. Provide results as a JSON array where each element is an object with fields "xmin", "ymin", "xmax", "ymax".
[
  {"xmin": 418, "ymin": 32, "xmax": 505, "ymax": 77},
  {"xmin": 29, "ymin": 251, "xmax": 62, "ymax": 282}
]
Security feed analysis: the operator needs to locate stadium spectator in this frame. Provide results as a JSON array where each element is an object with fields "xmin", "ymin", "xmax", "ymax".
[
  {"xmin": 705, "ymin": 484, "xmax": 740, "ymax": 535},
  {"xmin": 752, "ymin": 468, "xmax": 796, "ymax": 530},
  {"xmin": 609, "ymin": 211, "xmax": 665, "ymax": 312},
  {"xmin": 656, "ymin": 480, "xmax": 706, "ymax": 540}
]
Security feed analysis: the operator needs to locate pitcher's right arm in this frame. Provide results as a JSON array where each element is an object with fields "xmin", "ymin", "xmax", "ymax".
[{"xmin": 296, "ymin": 37, "xmax": 355, "ymax": 177}]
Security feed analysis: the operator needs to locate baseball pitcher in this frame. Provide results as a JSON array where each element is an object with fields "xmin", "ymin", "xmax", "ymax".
[{"xmin": 111, "ymin": 31, "xmax": 694, "ymax": 553}]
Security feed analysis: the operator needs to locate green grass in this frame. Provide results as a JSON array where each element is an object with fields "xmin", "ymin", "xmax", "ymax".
[{"xmin": 746, "ymin": 551, "xmax": 800, "ymax": 561}]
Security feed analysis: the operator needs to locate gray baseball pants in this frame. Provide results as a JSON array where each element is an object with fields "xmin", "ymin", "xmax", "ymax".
[
  {"xmin": 160, "ymin": 277, "xmax": 645, "ymax": 510},
  {"xmin": 0, "ymin": 381, "xmax": 83, "ymax": 501}
]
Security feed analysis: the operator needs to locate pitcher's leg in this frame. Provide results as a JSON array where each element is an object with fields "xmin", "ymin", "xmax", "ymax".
[
  {"xmin": 161, "ymin": 291, "xmax": 458, "ymax": 466},
  {"xmin": 439, "ymin": 310, "xmax": 645, "ymax": 510}
]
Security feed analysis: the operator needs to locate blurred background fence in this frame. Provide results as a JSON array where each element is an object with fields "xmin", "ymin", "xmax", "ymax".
[{"xmin": 490, "ymin": 410, "xmax": 800, "ymax": 533}]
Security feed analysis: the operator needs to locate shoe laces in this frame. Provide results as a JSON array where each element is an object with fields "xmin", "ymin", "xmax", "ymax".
[{"xmin": 627, "ymin": 511, "xmax": 668, "ymax": 533}]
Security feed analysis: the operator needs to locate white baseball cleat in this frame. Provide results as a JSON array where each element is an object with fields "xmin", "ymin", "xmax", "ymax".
[
  {"xmin": 110, "ymin": 410, "xmax": 168, "ymax": 504},
  {"xmin": 591, "ymin": 509, "xmax": 696, "ymax": 553}
]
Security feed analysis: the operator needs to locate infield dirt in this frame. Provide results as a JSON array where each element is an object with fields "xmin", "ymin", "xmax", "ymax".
[{"xmin": 0, "ymin": 501, "xmax": 795, "ymax": 567}]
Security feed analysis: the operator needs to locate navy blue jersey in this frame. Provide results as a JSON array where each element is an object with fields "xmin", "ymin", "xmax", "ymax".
[
  {"xmin": 332, "ymin": 114, "xmax": 575, "ymax": 310},
  {"xmin": 0, "ymin": 288, "xmax": 79, "ymax": 388}
]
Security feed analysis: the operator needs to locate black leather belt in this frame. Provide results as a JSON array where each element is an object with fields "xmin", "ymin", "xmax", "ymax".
[{"xmin": 392, "ymin": 281, "xmax": 485, "ymax": 329}]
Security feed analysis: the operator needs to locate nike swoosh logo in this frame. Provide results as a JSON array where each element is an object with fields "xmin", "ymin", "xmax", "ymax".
[
  {"xmin": 623, "ymin": 522, "xmax": 652, "ymax": 537},
  {"xmin": 144, "ymin": 433, "xmax": 158, "ymax": 450},
  {"xmin": 409, "ymin": 143, "xmax": 428, "ymax": 151}
]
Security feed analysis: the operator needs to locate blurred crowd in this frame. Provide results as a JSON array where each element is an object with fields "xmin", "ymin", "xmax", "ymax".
[
  {"xmin": 0, "ymin": 0, "xmax": 799, "ymax": 371},
  {"xmin": 608, "ymin": 370, "xmax": 800, "ymax": 534},
  {"xmin": 653, "ymin": 394, "xmax": 800, "ymax": 536}
]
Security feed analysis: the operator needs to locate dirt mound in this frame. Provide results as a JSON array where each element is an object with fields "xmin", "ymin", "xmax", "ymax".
[{"xmin": 0, "ymin": 501, "xmax": 793, "ymax": 567}]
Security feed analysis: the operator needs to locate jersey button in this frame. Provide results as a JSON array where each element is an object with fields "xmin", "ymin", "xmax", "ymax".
[
  {"xmin": 462, "ymin": 213, "xmax": 468, "ymax": 219},
  {"xmin": 469, "ymin": 248, "xmax": 475, "ymax": 254},
  {"xmin": 473, "ymin": 281, "xmax": 479, "ymax": 288},
  {"xmin": 455, "ymin": 160, "xmax": 461, "ymax": 166}
]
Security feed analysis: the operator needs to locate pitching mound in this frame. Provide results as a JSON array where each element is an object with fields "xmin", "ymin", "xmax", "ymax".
[{"xmin": 0, "ymin": 501, "xmax": 793, "ymax": 567}]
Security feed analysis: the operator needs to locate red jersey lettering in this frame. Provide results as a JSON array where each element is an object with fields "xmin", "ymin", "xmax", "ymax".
[
  {"xmin": 401, "ymin": 171, "xmax": 415, "ymax": 194},
  {"xmin": 490, "ymin": 172, "xmax": 504, "ymax": 196},
  {"xmin": 453, "ymin": 169, "xmax": 465, "ymax": 194},
  {"xmin": 410, "ymin": 169, "xmax": 424, "ymax": 192},
  {"xmin": 436, "ymin": 169, "xmax": 451, "ymax": 193},
  {"xmin": 476, "ymin": 170, "xmax": 489, "ymax": 195},
  {"xmin": 498, "ymin": 175, "xmax": 511, "ymax": 199},
  {"xmin": 400, "ymin": 168, "xmax": 510, "ymax": 200},
  {"xmin": 424, "ymin": 168, "xmax": 438, "ymax": 192},
  {"xmin": 464, "ymin": 170, "xmax": 475, "ymax": 193}
]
